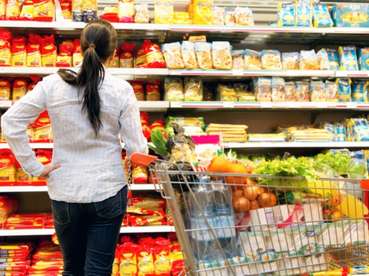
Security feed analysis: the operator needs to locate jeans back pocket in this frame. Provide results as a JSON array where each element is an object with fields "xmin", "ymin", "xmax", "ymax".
[
  {"xmin": 51, "ymin": 200, "xmax": 71, "ymax": 225},
  {"xmin": 94, "ymin": 187, "xmax": 128, "ymax": 219}
]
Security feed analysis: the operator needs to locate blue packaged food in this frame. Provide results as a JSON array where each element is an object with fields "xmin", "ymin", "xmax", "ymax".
[
  {"xmin": 313, "ymin": 4, "xmax": 333, "ymax": 27},
  {"xmin": 296, "ymin": 1, "xmax": 313, "ymax": 27},
  {"xmin": 278, "ymin": 2, "xmax": 295, "ymax": 27},
  {"xmin": 352, "ymin": 81, "xmax": 368, "ymax": 103},
  {"xmin": 337, "ymin": 79, "xmax": 352, "ymax": 102},
  {"xmin": 339, "ymin": 46, "xmax": 359, "ymax": 71},
  {"xmin": 327, "ymin": 49, "xmax": 339, "ymax": 70},
  {"xmin": 359, "ymin": 48, "xmax": 369, "ymax": 71},
  {"xmin": 334, "ymin": 4, "xmax": 369, "ymax": 27}
]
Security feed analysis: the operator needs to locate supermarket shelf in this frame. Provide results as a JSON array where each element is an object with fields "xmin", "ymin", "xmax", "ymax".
[
  {"xmin": 2, "ymin": 21, "xmax": 369, "ymax": 35},
  {"xmin": 3, "ymin": 67, "xmax": 369, "ymax": 79},
  {"xmin": 170, "ymin": 101, "xmax": 369, "ymax": 110},
  {"xmin": 0, "ymin": 184, "xmax": 159, "ymax": 193},
  {"xmin": 0, "ymin": 226, "xmax": 176, "ymax": 236},
  {"xmin": 138, "ymin": 101, "xmax": 169, "ymax": 112},
  {"xmin": 224, "ymin": 141, "xmax": 369, "ymax": 149}
]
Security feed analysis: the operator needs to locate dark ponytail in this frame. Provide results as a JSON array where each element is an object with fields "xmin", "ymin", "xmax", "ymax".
[{"xmin": 58, "ymin": 20, "xmax": 117, "ymax": 135}]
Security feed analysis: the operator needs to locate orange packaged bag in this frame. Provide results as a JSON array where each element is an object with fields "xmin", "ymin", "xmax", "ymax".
[
  {"xmin": 27, "ymin": 34, "xmax": 42, "ymax": 67},
  {"xmin": 33, "ymin": 0, "xmax": 55, "ymax": 21},
  {"xmin": 135, "ymin": 40, "xmax": 166, "ymax": 68},
  {"xmin": 33, "ymin": 149, "xmax": 52, "ymax": 185},
  {"xmin": 12, "ymin": 79, "xmax": 28, "ymax": 100},
  {"xmin": 56, "ymin": 41, "xmax": 73, "ymax": 67},
  {"xmin": 0, "ymin": 29, "xmax": 12, "ymax": 66},
  {"xmin": 0, "ymin": 150, "xmax": 16, "ymax": 185},
  {"xmin": 119, "ymin": 42, "xmax": 135, "ymax": 68},
  {"xmin": 31, "ymin": 111, "xmax": 52, "ymax": 142},
  {"xmin": 119, "ymin": 242, "xmax": 138, "ymax": 276},
  {"xmin": 154, "ymin": 239, "xmax": 172, "ymax": 276},
  {"xmin": 137, "ymin": 245, "xmax": 155, "ymax": 276},
  {"xmin": 5, "ymin": 0, "xmax": 20, "ymax": 20},
  {"xmin": 11, "ymin": 36, "xmax": 26, "ymax": 66},
  {"xmin": 131, "ymin": 81, "xmax": 145, "ymax": 101},
  {"xmin": 40, "ymin": 35, "xmax": 56, "ymax": 67},
  {"xmin": 72, "ymin": 39, "xmax": 82, "ymax": 67},
  {"xmin": 0, "ymin": 195, "xmax": 17, "ymax": 224},
  {"xmin": 0, "ymin": 78, "xmax": 11, "ymax": 100}
]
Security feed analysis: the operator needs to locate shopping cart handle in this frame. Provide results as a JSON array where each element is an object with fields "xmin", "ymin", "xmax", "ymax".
[{"xmin": 130, "ymin": 153, "xmax": 158, "ymax": 166}]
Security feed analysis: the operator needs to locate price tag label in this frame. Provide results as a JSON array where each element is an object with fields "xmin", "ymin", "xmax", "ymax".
[{"xmin": 223, "ymin": 102, "xmax": 235, "ymax": 108}]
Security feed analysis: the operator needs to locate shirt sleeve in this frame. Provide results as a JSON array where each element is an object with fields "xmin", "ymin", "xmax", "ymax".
[
  {"xmin": 1, "ymin": 81, "xmax": 47, "ymax": 176},
  {"xmin": 119, "ymin": 87, "xmax": 148, "ymax": 156}
]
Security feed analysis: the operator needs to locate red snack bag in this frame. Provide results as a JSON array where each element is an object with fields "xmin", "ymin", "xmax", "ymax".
[
  {"xmin": 56, "ymin": 41, "xmax": 73, "ymax": 67},
  {"xmin": 0, "ymin": 29, "xmax": 12, "ymax": 66},
  {"xmin": 11, "ymin": 36, "xmax": 26, "ymax": 66},
  {"xmin": 40, "ymin": 35, "xmax": 56, "ymax": 67},
  {"xmin": 12, "ymin": 79, "xmax": 28, "ymax": 100},
  {"xmin": 119, "ymin": 42, "xmax": 135, "ymax": 68},
  {"xmin": 135, "ymin": 40, "xmax": 166, "ymax": 68},
  {"xmin": 31, "ymin": 111, "xmax": 52, "ymax": 142},
  {"xmin": 60, "ymin": 0, "xmax": 72, "ymax": 20},
  {"xmin": 0, "ymin": 0, "xmax": 5, "ymax": 19},
  {"xmin": 131, "ymin": 81, "xmax": 145, "ymax": 101},
  {"xmin": 146, "ymin": 80, "xmax": 161, "ymax": 101},
  {"xmin": 33, "ymin": 0, "xmax": 55, "ymax": 21},
  {"xmin": 132, "ymin": 165, "xmax": 148, "ymax": 184},
  {"xmin": 0, "ymin": 150, "xmax": 16, "ymax": 186},
  {"xmin": 28, "ymin": 76, "xmax": 41, "ymax": 91},
  {"xmin": 72, "ymin": 39, "xmax": 82, "ymax": 66},
  {"xmin": 0, "ymin": 78, "xmax": 11, "ymax": 100},
  {"xmin": 26, "ymin": 34, "xmax": 42, "ymax": 67},
  {"xmin": 119, "ymin": 242, "xmax": 138, "ymax": 276}
]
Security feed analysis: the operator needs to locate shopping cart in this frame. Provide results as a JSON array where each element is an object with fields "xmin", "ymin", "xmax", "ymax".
[{"xmin": 132, "ymin": 154, "xmax": 369, "ymax": 276}]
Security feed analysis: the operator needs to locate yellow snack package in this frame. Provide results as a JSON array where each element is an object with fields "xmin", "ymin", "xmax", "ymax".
[
  {"xmin": 154, "ymin": 0, "xmax": 174, "ymax": 24},
  {"xmin": 191, "ymin": 0, "xmax": 213, "ymax": 25}
]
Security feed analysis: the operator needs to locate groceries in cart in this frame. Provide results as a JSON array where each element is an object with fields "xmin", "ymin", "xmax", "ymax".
[{"xmin": 149, "ymin": 147, "xmax": 369, "ymax": 275}]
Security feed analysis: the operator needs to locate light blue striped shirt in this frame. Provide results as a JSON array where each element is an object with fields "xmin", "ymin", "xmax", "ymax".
[{"xmin": 1, "ymin": 70, "xmax": 148, "ymax": 203}]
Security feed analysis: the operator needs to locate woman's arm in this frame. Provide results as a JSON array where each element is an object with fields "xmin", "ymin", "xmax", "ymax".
[
  {"xmin": 119, "ymin": 88, "xmax": 148, "ymax": 156},
  {"xmin": 1, "ymin": 81, "xmax": 47, "ymax": 176}
]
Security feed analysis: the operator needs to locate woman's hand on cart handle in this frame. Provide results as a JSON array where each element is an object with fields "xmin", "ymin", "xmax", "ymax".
[{"xmin": 40, "ymin": 164, "xmax": 61, "ymax": 177}]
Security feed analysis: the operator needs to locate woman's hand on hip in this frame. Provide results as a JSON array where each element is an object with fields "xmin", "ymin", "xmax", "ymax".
[{"xmin": 40, "ymin": 164, "xmax": 61, "ymax": 177}]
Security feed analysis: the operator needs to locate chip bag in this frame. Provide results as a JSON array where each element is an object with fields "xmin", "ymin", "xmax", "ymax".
[
  {"xmin": 11, "ymin": 36, "xmax": 26, "ymax": 67},
  {"xmin": 40, "ymin": 35, "xmax": 56, "ymax": 67},
  {"xmin": 119, "ymin": 42, "xmax": 135, "ymax": 68},
  {"xmin": 337, "ymin": 78, "xmax": 352, "ymax": 102},
  {"xmin": 244, "ymin": 49, "xmax": 261, "ymax": 70},
  {"xmin": 359, "ymin": 48, "xmax": 369, "ymax": 71},
  {"xmin": 261, "ymin": 50, "xmax": 282, "ymax": 70},
  {"xmin": 31, "ymin": 111, "xmax": 52, "ymax": 142},
  {"xmin": 135, "ymin": 40, "xmax": 166, "ymax": 68},
  {"xmin": 119, "ymin": 242, "xmax": 138, "ymax": 276},
  {"xmin": 0, "ymin": 29, "xmax": 12, "ymax": 66},
  {"xmin": 32, "ymin": 149, "xmax": 52, "ymax": 185},
  {"xmin": 278, "ymin": 2, "xmax": 295, "ymax": 27},
  {"xmin": 0, "ymin": 0, "xmax": 5, "ymax": 19},
  {"xmin": 0, "ymin": 150, "xmax": 16, "ymax": 185},
  {"xmin": 191, "ymin": 0, "xmax": 213, "ymax": 25},
  {"xmin": 212, "ymin": 41, "xmax": 232, "ymax": 70},
  {"xmin": 137, "ymin": 245, "xmax": 155, "ymax": 276},
  {"xmin": 195, "ymin": 42, "xmax": 212, "ymax": 70},
  {"xmin": 181, "ymin": 41, "xmax": 198, "ymax": 69},
  {"xmin": 12, "ymin": 78, "xmax": 28, "ymax": 100},
  {"xmin": 33, "ymin": 0, "xmax": 55, "ymax": 21},
  {"xmin": 56, "ymin": 41, "xmax": 74, "ymax": 67},
  {"xmin": 0, "ymin": 78, "xmax": 11, "ymax": 100},
  {"xmin": 27, "ymin": 34, "xmax": 42, "ymax": 67},
  {"xmin": 20, "ymin": 0, "xmax": 34, "ymax": 20}
]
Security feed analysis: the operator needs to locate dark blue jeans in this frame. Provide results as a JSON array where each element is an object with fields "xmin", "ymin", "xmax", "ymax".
[{"xmin": 51, "ymin": 186, "xmax": 128, "ymax": 276}]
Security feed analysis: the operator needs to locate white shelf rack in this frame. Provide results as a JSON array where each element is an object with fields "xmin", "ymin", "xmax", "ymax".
[
  {"xmin": 1, "ymin": 101, "xmax": 368, "ymax": 111},
  {"xmin": 0, "ymin": 184, "xmax": 159, "ymax": 193},
  {"xmin": 224, "ymin": 141, "xmax": 369, "ymax": 149},
  {"xmin": 0, "ymin": 226, "xmax": 175, "ymax": 236},
  {"xmin": 1, "ymin": 67, "xmax": 369, "ymax": 79},
  {"xmin": 2, "ymin": 21, "xmax": 369, "ymax": 35}
]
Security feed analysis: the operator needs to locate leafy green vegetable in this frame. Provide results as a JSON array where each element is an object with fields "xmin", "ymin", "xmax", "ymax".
[{"xmin": 149, "ymin": 129, "xmax": 169, "ymax": 158}]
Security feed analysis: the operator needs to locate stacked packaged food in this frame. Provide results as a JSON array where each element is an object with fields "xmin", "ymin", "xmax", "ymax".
[{"xmin": 207, "ymin": 123, "xmax": 248, "ymax": 143}]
